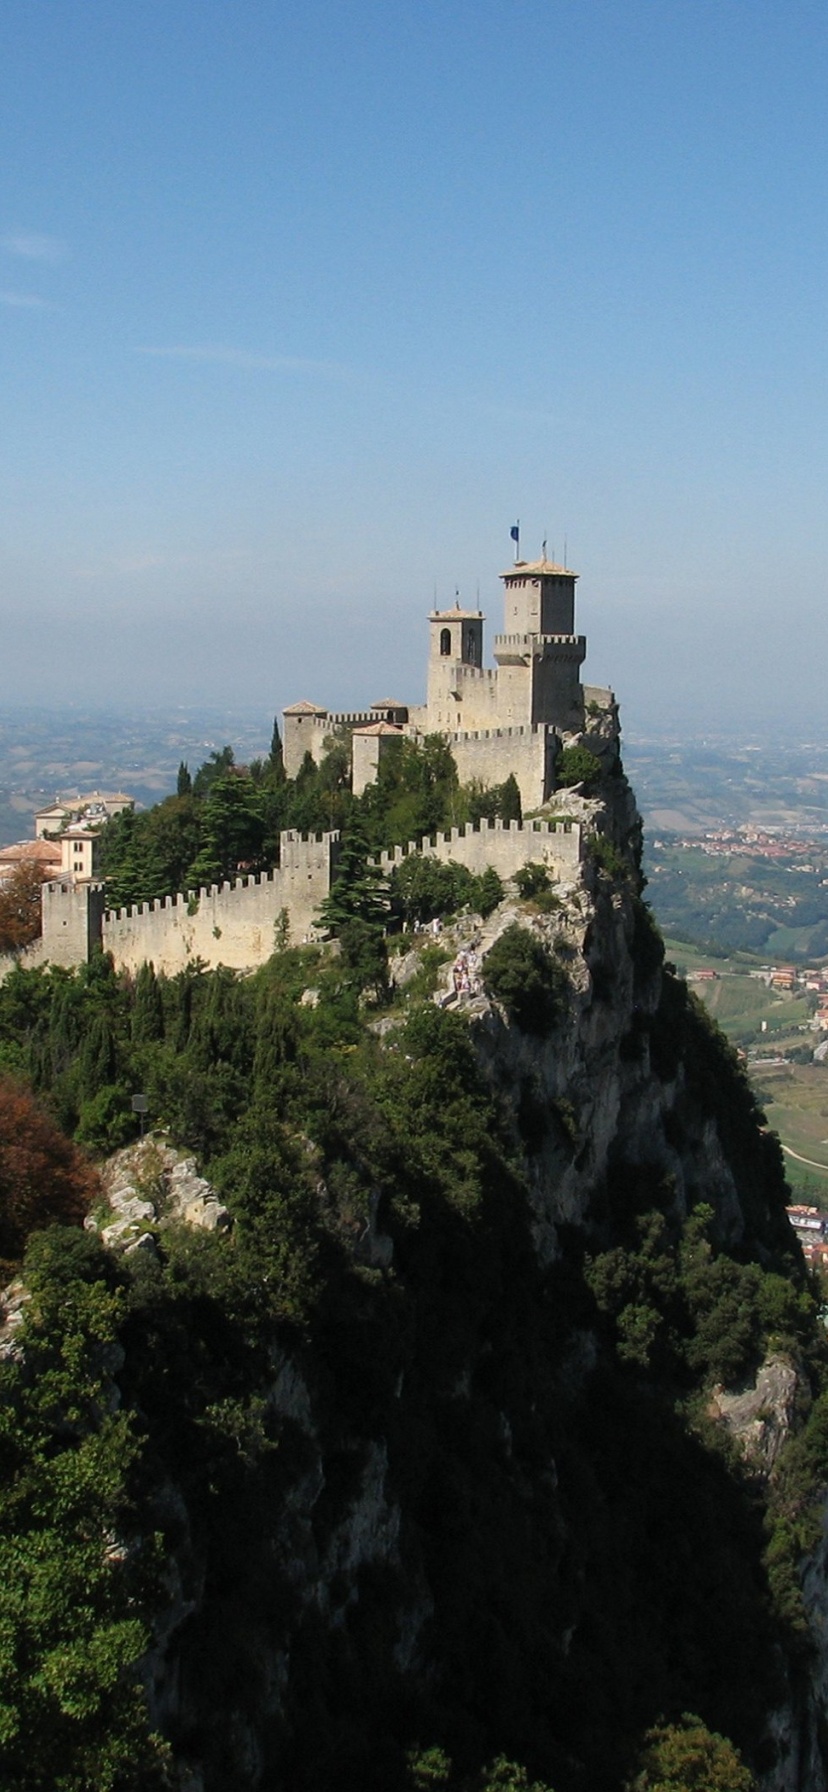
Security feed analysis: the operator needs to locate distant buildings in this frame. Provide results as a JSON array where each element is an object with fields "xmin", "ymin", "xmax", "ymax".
[
  {"xmin": 787, "ymin": 1204, "xmax": 828, "ymax": 1268},
  {"xmin": 0, "ymin": 790, "xmax": 134, "ymax": 888}
]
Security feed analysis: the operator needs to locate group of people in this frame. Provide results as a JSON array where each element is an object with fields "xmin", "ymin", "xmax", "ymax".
[{"xmin": 451, "ymin": 946, "xmax": 481, "ymax": 1001}]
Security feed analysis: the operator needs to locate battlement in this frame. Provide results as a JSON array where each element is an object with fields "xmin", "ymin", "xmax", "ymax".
[
  {"xmin": 448, "ymin": 722, "xmax": 542, "ymax": 743},
  {"xmin": 372, "ymin": 813, "xmax": 581, "ymax": 882},
  {"xmin": 494, "ymin": 633, "xmax": 586, "ymax": 652}
]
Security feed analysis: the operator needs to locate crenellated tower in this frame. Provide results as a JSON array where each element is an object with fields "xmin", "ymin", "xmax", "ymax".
[{"xmin": 493, "ymin": 559, "xmax": 586, "ymax": 731}]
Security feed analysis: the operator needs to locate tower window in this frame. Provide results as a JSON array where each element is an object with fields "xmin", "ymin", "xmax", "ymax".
[{"xmin": 440, "ymin": 628, "xmax": 451, "ymax": 656}]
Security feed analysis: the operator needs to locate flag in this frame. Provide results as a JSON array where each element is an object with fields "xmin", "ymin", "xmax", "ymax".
[{"xmin": 510, "ymin": 524, "xmax": 519, "ymax": 544}]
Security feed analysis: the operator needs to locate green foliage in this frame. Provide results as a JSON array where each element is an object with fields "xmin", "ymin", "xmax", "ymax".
[
  {"xmin": 590, "ymin": 833, "xmax": 630, "ymax": 881},
  {"xmin": 513, "ymin": 863, "xmax": 551, "ymax": 900},
  {"xmin": 391, "ymin": 856, "xmax": 502, "ymax": 925},
  {"xmin": 483, "ymin": 924, "xmax": 568, "ymax": 1035},
  {"xmin": 556, "ymin": 744, "xmax": 602, "ymax": 793},
  {"xmin": 338, "ymin": 917, "xmax": 390, "ymax": 1000},
  {"xmin": 318, "ymin": 822, "xmax": 390, "ymax": 932},
  {"xmin": 626, "ymin": 1713, "xmax": 755, "ymax": 1791},
  {"xmin": 0, "ymin": 1228, "xmax": 167, "ymax": 1790}
]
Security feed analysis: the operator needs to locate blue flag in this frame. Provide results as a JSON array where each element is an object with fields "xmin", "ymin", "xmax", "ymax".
[{"xmin": 510, "ymin": 524, "xmax": 519, "ymax": 544}]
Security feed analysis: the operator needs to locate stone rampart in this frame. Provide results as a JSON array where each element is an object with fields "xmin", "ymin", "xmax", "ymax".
[
  {"xmin": 101, "ymin": 831, "xmax": 339, "ymax": 975},
  {"xmin": 374, "ymin": 814, "xmax": 581, "ymax": 882},
  {"xmin": 12, "ymin": 810, "xmax": 584, "ymax": 984},
  {"xmin": 448, "ymin": 725, "xmax": 556, "ymax": 811}
]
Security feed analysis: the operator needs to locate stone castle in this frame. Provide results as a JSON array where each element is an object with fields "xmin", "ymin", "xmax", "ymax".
[
  {"xmin": 3, "ymin": 554, "xmax": 611, "ymax": 980},
  {"xmin": 284, "ymin": 556, "xmax": 611, "ymax": 812}
]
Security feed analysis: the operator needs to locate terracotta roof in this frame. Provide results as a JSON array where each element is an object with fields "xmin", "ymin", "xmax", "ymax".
[
  {"xmin": 0, "ymin": 839, "xmax": 61, "ymax": 864},
  {"xmin": 370, "ymin": 698, "xmax": 408, "ymax": 710},
  {"xmin": 352, "ymin": 722, "xmax": 405, "ymax": 738},
  {"xmin": 500, "ymin": 559, "xmax": 578, "ymax": 578},
  {"xmin": 283, "ymin": 699, "xmax": 328, "ymax": 715}
]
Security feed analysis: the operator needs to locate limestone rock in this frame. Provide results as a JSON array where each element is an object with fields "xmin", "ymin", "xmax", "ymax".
[{"xmin": 709, "ymin": 1353, "xmax": 800, "ymax": 1478}]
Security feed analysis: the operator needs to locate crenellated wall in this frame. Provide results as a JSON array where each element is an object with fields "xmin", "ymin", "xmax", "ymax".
[
  {"xmin": 374, "ymin": 814, "xmax": 581, "ymax": 881},
  {"xmin": 7, "ymin": 817, "xmax": 583, "ymax": 982},
  {"xmin": 446, "ymin": 724, "xmax": 558, "ymax": 811},
  {"xmin": 101, "ymin": 831, "xmax": 340, "ymax": 974}
]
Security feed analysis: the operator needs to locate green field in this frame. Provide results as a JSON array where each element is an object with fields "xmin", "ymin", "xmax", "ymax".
[{"xmin": 660, "ymin": 946, "xmax": 828, "ymax": 1202}]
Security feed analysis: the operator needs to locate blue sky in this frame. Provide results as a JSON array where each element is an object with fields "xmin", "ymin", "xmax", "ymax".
[{"xmin": 2, "ymin": 0, "xmax": 827, "ymax": 735}]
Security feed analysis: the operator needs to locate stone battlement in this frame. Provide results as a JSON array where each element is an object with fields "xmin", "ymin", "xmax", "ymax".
[{"xmin": 373, "ymin": 814, "xmax": 581, "ymax": 880}]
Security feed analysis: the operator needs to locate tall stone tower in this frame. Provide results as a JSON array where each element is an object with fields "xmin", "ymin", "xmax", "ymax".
[
  {"xmin": 426, "ymin": 602, "xmax": 485, "ymax": 731},
  {"xmin": 493, "ymin": 559, "xmax": 586, "ymax": 731}
]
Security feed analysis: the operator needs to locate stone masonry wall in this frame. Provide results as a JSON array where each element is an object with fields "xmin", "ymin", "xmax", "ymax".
[
  {"xmin": 1, "ymin": 818, "xmax": 583, "ymax": 985},
  {"xmin": 447, "ymin": 726, "xmax": 556, "ymax": 812},
  {"xmin": 375, "ymin": 815, "xmax": 581, "ymax": 882},
  {"xmin": 101, "ymin": 832, "xmax": 339, "ymax": 975}
]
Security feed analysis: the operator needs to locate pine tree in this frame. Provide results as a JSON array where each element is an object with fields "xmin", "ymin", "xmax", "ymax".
[
  {"xmin": 132, "ymin": 963, "xmax": 164, "ymax": 1045},
  {"xmin": 177, "ymin": 761, "xmax": 192, "ymax": 797},
  {"xmin": 499, "ymin": 772, "xmax": 522, "ymax": 822},
  {"xmin": 269, "ymin": 717, "xmax": 286, "ymax": 785}
]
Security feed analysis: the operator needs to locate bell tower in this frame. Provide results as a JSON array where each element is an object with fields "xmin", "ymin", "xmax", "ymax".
[{"xmin": 426, "ymin": 600, "xmax": 485, "ymax": 727}]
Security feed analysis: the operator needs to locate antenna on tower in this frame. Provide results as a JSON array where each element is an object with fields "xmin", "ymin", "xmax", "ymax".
[{"xmin": 542, "ymin": 536, "xmax": 547, "ymax": 561}]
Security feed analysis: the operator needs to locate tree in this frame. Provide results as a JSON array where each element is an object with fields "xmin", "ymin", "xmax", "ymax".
[
  {"xmin": 318, "ymin": 823, "xmax": 389, "ymax": 932},
  {"xmin": 499, "ymin": 773, "xmax": 522, "ymax": 822},
  {"xmin": 556, "ymin": 744, "xmax": 602, "ymax": 792},
  {"xmin": 176, "ymin": 761, "xmax": 192, "ymax": 797},
  {"xmin": 0, "ymin": 1078, "xmax": 100, "ymax": 1271},
  {"xmin": 338, "ymin": 917, "xmax": 389, "ymax": 1000},
  {"xmin": 626, "ymin": 1714, "xmax": 755, "ymax": 1791},
  {"xmin": 0, "ymin": 1227, "xmax": 168, "ymax": 1790},
  {"xmin": 269, "ymin": 716, "xmax": 286, "ymax": 783},
  {"xmin": 483, "ymin": 924, "xmax": 568, "ymax": 1035},
  {"xmin": 0, "ymin": 861, "xmax": 47, "ymax": 954}
]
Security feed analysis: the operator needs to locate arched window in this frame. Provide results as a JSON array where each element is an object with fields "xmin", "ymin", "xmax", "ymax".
[{"xmin": 440, "ymin": 628, "xmax": 451, "ymax": 656}]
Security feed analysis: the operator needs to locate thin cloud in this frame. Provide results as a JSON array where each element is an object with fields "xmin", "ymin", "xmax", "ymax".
[
  {"xmin": 0, "ymin": 290, "xmax": 53, "ymax": 310},
  {"xmin": 134, "ymin": 343, "xmax": 352, "ymax": 378},
  {"xmin": 1, "ymin": 231, "xmax": 66, "ymax": 262}
]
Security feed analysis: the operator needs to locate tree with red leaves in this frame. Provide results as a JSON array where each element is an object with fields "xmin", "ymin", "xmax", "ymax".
[
  {"xmin": 0, "ymin": 1078, "xmax": 100, "ymax": 1270},
  {"xmin": 0, "ymin": 860, "xmax": 47, "ymax": 955}
]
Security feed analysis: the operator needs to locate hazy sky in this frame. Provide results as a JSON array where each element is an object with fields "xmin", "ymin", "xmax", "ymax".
[{"xmin": 2, "ymin": 1, "xmax": 827, "ymax": 736}]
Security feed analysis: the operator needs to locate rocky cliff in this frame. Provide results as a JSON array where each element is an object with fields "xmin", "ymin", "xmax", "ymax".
[{"xmin": 3, "ymin": 737, "xmax": 827, "ymax": 1792}]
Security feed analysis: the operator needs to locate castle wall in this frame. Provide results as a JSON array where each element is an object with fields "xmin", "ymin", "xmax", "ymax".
[
  {"xmin": 375, "ymin": 814, "xmax": 581, "ymax": 882},
  {"xmin": 101, "ymin": 832, "xmax": 339, "ymax": 975},
  {"xmin": 448, "ymin": 725, "xmax": 556, "ymax": 812},
  {"xmin": 284, "ymin": 711, "xmax": 377, "ymax": 778}
]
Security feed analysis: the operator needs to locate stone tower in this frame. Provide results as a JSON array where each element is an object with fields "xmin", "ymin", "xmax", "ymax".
[
  {"xmin": 425, "ymin": 602, "xmax": 485, "ymax": 731},
  {"xmin": 493, "ymin": 559, "xmax": 586, "ymax": 731}
]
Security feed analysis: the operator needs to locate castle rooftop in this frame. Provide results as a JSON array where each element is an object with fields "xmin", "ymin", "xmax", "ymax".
[
  {"xmin": 283, "ymin": 699, "xmax": 329, "ymax": 715},
  {"xmin": 501, "ymin": 559, "xmax": 578, "ymax": 579},
  {"xmin": 429, "ymin": 607, "xmax": 484, "ymax": 621}
]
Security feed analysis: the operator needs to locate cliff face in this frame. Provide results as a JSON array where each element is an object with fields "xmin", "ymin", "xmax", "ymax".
[
  {"xmin": 9, "ymin": 736, "xmax": 826, "ymax": 1792},
  {"xmin": 99, "ymin": 743, "xmax": 828, "ymax": 1792}
]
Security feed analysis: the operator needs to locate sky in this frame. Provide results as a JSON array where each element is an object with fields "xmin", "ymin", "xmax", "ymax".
[{"xmin": 1, "ymin": 0, "xmax": 827, "ymax": 737}]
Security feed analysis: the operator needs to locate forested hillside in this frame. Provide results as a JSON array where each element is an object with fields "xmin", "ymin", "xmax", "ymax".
[{"xmin": 1, "ymin": 743, "xmax": 827, "ymax": 1792}]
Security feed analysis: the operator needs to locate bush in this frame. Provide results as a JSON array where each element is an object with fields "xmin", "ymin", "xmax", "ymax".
[
  {"xmin": 556, "ymin": 745, "xmax": 602, "ymax": 792},
  {"xmin": 513, "ymin": 864, "xmax": 551, "ymax": 900},
  {"xmin": 483, "ymin": 924, "xmax": 568, "ymax": 1035}
]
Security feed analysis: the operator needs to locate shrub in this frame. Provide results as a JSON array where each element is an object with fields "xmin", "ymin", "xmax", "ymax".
[
  {"xmin": 556, "ymin": 744, "xmax": 602, "ymax": 792},
  {"xmin": 483, "ymin": 924, "xmax": 568, "ymax": 1035},
  {"xmin": 514, "ymin": 863, "xmax": 551, "ymax": 900}
]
